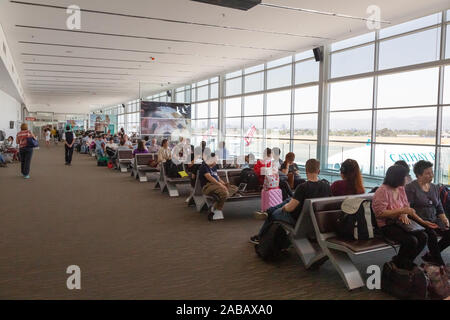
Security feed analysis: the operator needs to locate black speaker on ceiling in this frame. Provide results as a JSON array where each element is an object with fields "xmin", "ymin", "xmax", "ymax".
[
  {"xmin": 166, "ymin": 90, "xmax": 172, "ymax": 98},
  {"xmin": 313, "ymin": 47, "xmax": 323, "ymax": 62},
  {"xmin": 122, "ymin": 104, "xmax": 126, "ymax": 109},
  {"xmin": 191, "ymin": 0, "xmax": 261, "ymax": 11}
]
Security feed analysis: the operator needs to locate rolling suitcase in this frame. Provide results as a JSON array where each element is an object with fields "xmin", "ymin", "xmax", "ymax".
[{"xmin": 261, "ymin": 188, "xmax": 282, "ymax": 212}]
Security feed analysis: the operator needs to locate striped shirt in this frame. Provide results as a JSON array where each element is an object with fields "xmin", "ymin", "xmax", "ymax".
[{"xmin": 16, "ymin": 130, "xmax": 32, "ymax": 149}]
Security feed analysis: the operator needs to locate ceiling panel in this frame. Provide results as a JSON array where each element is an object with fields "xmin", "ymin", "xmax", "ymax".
[{"xmin": 0, "ymin": 0, "xmax": 448, "ymax": 113}]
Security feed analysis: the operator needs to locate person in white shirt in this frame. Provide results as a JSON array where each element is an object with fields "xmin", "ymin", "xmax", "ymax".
[{"xmin": 45, "ymin": 129, "xmax": 51, "ymax": 147}]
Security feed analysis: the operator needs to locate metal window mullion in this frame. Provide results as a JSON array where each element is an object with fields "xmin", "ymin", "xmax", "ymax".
[
  {"xmin": 240, "ymin": 75, "xmax": 245, "ymax": 156},
  {"xmin": 290, "ymin": 55, "xmax": 295, "ymax": 153},
  {"xmin": 370, "ymin": 30, "xmax": 380, "ymax": 176},
  {"xmin": 317, "ymin": 44, "xmax": 330, "ymax": 169},
  {"xmin": 435, "ymin": 9, "xmax": 447, "ymax": 183},
  {"xmin": 218, "ymin": 75, "xmax": 225, "ymax": 144},
  {"xmin": 263, "ymin": 62, "xmax": 268, "ymax": 151}
]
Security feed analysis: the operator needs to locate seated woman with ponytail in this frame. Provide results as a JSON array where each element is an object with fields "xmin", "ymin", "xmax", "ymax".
[{"xmin": 331, "ymin": 159, "xmax": 366, "ymax": 196}]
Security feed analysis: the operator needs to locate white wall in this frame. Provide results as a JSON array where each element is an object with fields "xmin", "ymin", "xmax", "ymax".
[{"xmin": 0, "ymin": 88, "xmax": 21, "ymax": 140}]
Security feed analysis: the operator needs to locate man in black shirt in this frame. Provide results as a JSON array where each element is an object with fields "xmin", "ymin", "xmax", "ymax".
[
  {"xmin": 64, "ymin": 126, "xmax": 75, "ymax": 166},
  {"xmin": 250, "ymin": 159, "xmax": 331, "ymax": 244}
]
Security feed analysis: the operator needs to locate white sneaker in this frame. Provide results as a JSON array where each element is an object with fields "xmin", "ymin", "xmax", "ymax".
[
  {"xmin": 212, "ymin": 209, "xmax": 224, "ymax": 220},
  {"xmin": 253, "ymin": 211, "xmax": 268, "ymax": 220}
]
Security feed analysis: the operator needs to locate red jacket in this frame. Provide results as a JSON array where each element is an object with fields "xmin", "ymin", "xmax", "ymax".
[{"xmin": 253, "ymin": 159, "xmax": 272, "ymax": 185}]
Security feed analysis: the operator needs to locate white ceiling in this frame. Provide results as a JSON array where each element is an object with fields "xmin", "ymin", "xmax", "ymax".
[{"xmin": 0, "ymin": 0, "xmax": 448, "ymax": 113}]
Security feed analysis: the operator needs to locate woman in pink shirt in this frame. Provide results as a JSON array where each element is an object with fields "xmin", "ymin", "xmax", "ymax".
[{"xmin": 372, "ymin": 165, "xmax": 438, "ymax": 270}]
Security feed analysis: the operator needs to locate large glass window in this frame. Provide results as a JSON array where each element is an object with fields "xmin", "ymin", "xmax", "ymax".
[
  {"xmin": 225, "ymin": 77, "xmax": 242, "ymax": 96},
  {"xmin": 376, "ymin": 107, "xmax": 437, "ymax": 145},
  {"xmin": 244, "ymin": 94, "xmax": 263, "ymax": 116},
  {"xmin": 295, "ymin": 59, "xmax": 319, "ymax": 84},
  {"xmin": 329, "ymin": 111, "xmax": 372, "ymax": 142},
  {"xmin": 244, "ymin": 72, "xmax": 264, "ymax": 93},
  {"xmin": 266, "ymin": 90, "xmax": 291, "ymax": 114},
  {"xmin": 328, "ymin": 142, "xmax": 371, "ymax": 174},
  {"xmin": 379, "ymin": 13, "xmax": 441, "ymax": 39},
  {"xmin": 225, "ymin": 98, "xmax": 241, "ymax": 117},
  {"xmin": 266, "ymin": 115, "xmax": 290, "ymax": 139},
  {"xmin": 267, "ymin": 65, "xmax": 292, "ymax": 89},
  {"xmin": 331, "ymin": 44, "xmax": 375, "ymax": 78},
  {"xmin": 377, "ymin": 68, "xmax": 438, "ymax": 107},
  {"xmin": 330, "ymin": 78, "xmax": 373, "ymax": 111},
  {"xmin": 442, "ymin": 107, "xmax": 450, "ymax": 145},
  {"xmin": 294, "ymin": 86, "xmax": 319, "ymax": 113},
  {"xmin": 379, "ymin": 28, "xmax": 441, "ymax": 70}
]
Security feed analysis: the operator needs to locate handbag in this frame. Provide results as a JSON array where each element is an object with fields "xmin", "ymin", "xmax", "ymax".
[
  {"xmin": 393, "ymin": 219, "xmax": 426, "ymax": 233},
  {"xmin": 26, "ymin": 137, "xmax": 39, "ymax": 148}
]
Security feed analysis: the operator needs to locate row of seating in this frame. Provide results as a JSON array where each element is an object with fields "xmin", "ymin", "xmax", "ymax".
[{"xmin": 89, "ymin": 150, "xmax": 399, "ymax": 291}]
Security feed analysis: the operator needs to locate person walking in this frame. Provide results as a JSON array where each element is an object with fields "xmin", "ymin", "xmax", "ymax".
[
  {"xmin": 45, "ymin": 128, "xmax": 51, "ymax": 147},
  {"xmin": 64, "ymin": 125, "xmax": 75, "ymax": 166},
  {"xmin": 16, "ymin": 123, "xmax": 36, "ymax": 179}
]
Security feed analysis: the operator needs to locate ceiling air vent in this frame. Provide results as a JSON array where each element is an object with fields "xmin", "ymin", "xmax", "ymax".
[{"xmin": 191, "ymin": 0, "xmax": 261, "ymax": 11}]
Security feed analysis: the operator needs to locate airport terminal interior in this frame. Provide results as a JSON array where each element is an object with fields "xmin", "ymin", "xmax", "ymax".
[{"xmin": 0, "ymin": 0, "xmax": 450, "ymax": 300}]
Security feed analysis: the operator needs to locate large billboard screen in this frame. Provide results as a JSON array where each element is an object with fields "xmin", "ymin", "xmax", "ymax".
[{"xmin": 140, "ymin": 101, "xmax": 191, "ymax": 139}]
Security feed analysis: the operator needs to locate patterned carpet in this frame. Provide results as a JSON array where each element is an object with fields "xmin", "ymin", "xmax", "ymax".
[{"xmin": 2, "ymin": 145, "xmax": 439, "ymax": 299}]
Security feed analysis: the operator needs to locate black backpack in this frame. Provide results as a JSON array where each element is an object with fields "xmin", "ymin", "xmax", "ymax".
[
  {"xmin": 336, "ymin": 198, "xmax": 377, "ymax": 241},
  {"xmin": 240, "ymin": 168, "xmax": 259, "ymax": 191},
  {"xmin": 255, "ymin": 222, "xmax": 291, "ymax": 261}
]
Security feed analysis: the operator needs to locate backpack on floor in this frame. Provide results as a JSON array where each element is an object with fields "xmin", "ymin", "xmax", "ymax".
[
  {"xmin": 255, "ymin": 222, "xmax": 291, "ymax": 261},
  {"xmin": 97, "ymin": 156, "xmax": 108, "ymax": 167},
  {"xmin": 381, "ymin": 261, "xmax": 429, "ymax": 300},
  {"xmin": 336, "ymin": 198, "xmax": 376, "ymax": 240},
  {"xmin": 422, "ymin": 263, "xmax": 450, "ymax": 300},
  {"xmin": 439, "ymin": 184, "xmax": 450, "ymax": 218},
  {"xmin": 240, "ymin": 168, "xmax": 259, "ymax": 191}
]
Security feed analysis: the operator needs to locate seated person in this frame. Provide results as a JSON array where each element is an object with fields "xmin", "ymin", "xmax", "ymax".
[
  {"xmin": 0, "ymin": 153, "xmax": 7, "ymax": 167},
  {"xmin": 157, "ymin": 139, "xmax": 172, "ymax": 164},
  {"xmin": 123, "ymin": 135, "xmax": 133, "ymax": 148},
  {"xmin": 272, "ymin": 147, "xmax": 283, "ymax": 168},
  {"xmin": 133, "ymin": 140, "xmax": 149, "ymax": 156},
  {"xmin": 241, "ymin": 153, "xmax": 255, "ymax": 169},
  {"xmin": 331, "ymin": 159, "xmax": 366, "ymax": 196},
  {"xmin": 95, "ymin": 136, "xmax": 106, "ymax": 157},
  {"xmin": 405, "ymin": 160, "xmax": 450, "ymax": 267},
  {"xmin": 216, "ymin": 141, "xmax": 228, "ymax": 161},
  {"xmin": 106, "ymin": 138, "xmax": 117, "ymax": 150},
  {"xmin": 199, "ymin": 153, "xmax": 238, "ymax": 220},
  {"xmin": 148, "ymin": 138, "xmax": 160, "ymax": 153},
  {"xmin": 395, "ymin": 160, "xmax": 413, "ymax": 184},
  {"xmin": 144, "ymin": 136, "xmax": 152, "ymax": 147},
  {"xmin": 110, "ymin": 138, "xmax": 130, "ymax": 168},
  {"xmin": 278, "ymin": 152, "xmax": 305, "ymax": 200},
  {"xmin": 250, "ymin": 159, "xmax": 331, "ymax": 244},
  {"xmin": 372, "ymin": 165, "xmax": 436, "ymax": 271},
  {"xmin": 280, "ymin": 152, "xmax": 304, "ymax": 185},
  {"xmin": 253, "ymin": 148, "xmax": 272, "ymax": 185},
  {"xmin": 2, "ymin": 136, "xmax": 19, "ymax": 161}
]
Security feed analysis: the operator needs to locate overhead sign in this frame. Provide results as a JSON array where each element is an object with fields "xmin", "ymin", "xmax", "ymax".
[{"xmin": 25, "ymin": 117, "xmax": 36, "ymax": 121}]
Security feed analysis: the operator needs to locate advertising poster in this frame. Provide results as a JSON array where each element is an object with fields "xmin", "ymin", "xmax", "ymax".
[
  {"xmin": 67, "ymin": 120, "xmax": 85, "ymax": 131},
  {"xmin": 140, "ymin": 101, "xmax": 191, "ymax": 139},
  {"xmin": 89, "ymin": 114, "xmax": 117, "ymax": 133}
]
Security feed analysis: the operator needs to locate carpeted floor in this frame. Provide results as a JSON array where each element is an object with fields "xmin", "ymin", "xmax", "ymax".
[{"xmin": 2, "ymin": 145, "xmax": 439, "ymax": 300}]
